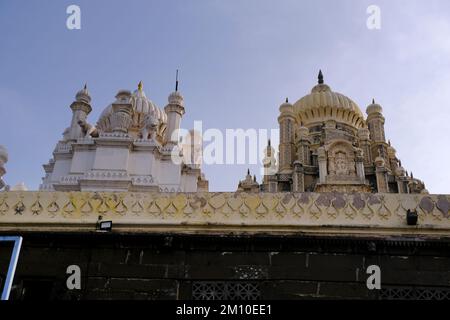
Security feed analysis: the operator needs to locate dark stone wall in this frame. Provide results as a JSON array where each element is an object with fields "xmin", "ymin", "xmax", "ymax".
[{"xmin": 1, "ymin": 232, "xmax": 449, "ymax": 300}]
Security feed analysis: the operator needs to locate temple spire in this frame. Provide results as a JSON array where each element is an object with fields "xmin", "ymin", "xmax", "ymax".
[
  {"xmin": 175, "ymin": 69, "xmax": 179, "ymax": 92},
  {"xmin": 318, "ymin": 69, "xmax": 324, "ymax": 84}
]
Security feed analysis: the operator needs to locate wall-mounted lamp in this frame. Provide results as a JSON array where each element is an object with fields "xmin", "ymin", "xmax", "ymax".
[
  {"xmin": 406, "ymin": 210, "xmax": 418, "ymax": 226},
  {"xmin": 96, "ymin": 215, "xmax": 112, "ymax": 232}
]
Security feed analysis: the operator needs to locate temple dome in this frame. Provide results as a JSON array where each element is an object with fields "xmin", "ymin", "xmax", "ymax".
[
  {"xmin": 96, "ymin": 82, "xmax": 167, "ymax": 132},
  {"xmin": 293, "ymin": 71, "xmax": 365, "ymax": 128}
]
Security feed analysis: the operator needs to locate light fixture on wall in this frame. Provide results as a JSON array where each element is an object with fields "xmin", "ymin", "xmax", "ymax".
[
  {"xmin": 96, "ymin": 215, "xmax": 112, "ymax": 232},
  {"xmin": 406, "ymin": 210, "xmax": 418, "ymax": 226}
]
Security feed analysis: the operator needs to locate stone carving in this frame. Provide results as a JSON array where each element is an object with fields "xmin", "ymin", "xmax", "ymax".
[
  {"xmin": 140, "ymin": 112, "xmax": 160, "ymax": 140},
  {"xmin": 327, "ymin": 142, "xmax": 356, "ymax": 178},
  {"xmin": 0, "ymin": 192, "xmax": 448, "ymax": 236},
  {"xmin": 78, "ymin": 119, "xmax": 99, "ymax": 138}
]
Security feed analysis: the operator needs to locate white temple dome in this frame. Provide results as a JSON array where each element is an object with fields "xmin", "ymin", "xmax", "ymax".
[
  {"xmin": 293, "ymin": 71, "xmax": 365, "ymax": 128},
  {"xmin": 96, "ymin": 82, "xmax": 167, "ymax": 132},
  {"xmin": 132, "ymin": 81, "xmax": 153, "ymax": 113}
]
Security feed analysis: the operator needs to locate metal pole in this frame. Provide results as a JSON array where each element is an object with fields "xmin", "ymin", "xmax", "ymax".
[{"xmin": 1, "ymin": 236, "xmax": 23, "ymax": 300}]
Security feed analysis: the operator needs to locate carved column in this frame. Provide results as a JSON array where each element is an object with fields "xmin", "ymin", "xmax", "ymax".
[
  {"xmin": 111, "ymin": 90, "xmax": 133, "ymax": 133},
  {"xmin": 375, "ymin": 156, "xmax": 389, "ymax": 193},
  {"xmin": 318, "ymin": 147, "xmax": 327, "ymax": 184},
  {"xmin": 262, "ymin": 140, "xmax": 277, "ymax": 187},
  {"xmin": 357, "ymin": 128, "xmax": 371, "ymax": 166},
  {"xmin": 355, "ymin": 148, "xmax": 365, "ymax": 183},
  {"xmin": 278, "ymin": 99, "xmax": 295, "ymax": 172},
  {"xmin": 296, "ymin": 126, "xmax": 310, "ymax": 165},
  {"xmin": 268, "ymin": 178, "xmax": 278, "ymax": 193},
  {"xmin": 292, "ymin": 161, "xmax": 304, "ymax": 192}
]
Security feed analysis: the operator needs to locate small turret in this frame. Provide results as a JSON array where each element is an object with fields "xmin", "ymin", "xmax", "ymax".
[
  {"xmin": 67, "ymin": 84, "xmax": 93, "ymax": 140},
  {"xmin": 237, "ymin": 169, "xmax": 260, "ymax": 193},
  {"xmin": 278, "ymin": 97, "xmax": 295, "ymax": 173},
  {"xmin": 164, "ymin": 70, "xmax": 185, "ymax": 145},
  {"xmin": 366, "ymin": 98, "xmax": 386, "ymax": 142}
]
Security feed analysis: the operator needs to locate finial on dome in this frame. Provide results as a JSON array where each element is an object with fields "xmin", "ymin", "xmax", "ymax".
[
  {"xmin": 388, "ymin": 139, "xmax": 391, "ymax": 146},
  {"xmin": 318, "ymin": 70, "xmax": 324, "ymax": 84},
  {"xmin": 175, "ymin": 69, "xmax": 179, "ymax": 92},
  {"xmin": 268, "ymin": 139, "xmax": 271, "ymax": 147},
  {"xmin": 253, "ymin": 175, "xmax": 257, "ymax": 182},
  {"xmin": 138, "ymin": 81, "xmax": 143, "ymax": 91},
  {"xmin": 84, "ymin": 83, "xmax": 88, "ymax": 90},
  {"xmin": 372, "ymin": 98, "xmax": 375, "ymax": 104},
  {"xmin": 285, "ymin": 97, "xmax": 288, "ymax": 103},
  {"xmin": 247, "ymin": 168, "xmax": 250, "ymax": 176}
]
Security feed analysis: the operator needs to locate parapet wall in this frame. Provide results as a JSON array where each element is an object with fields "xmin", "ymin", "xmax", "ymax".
[{"xmin": 0, "ymin": 191, "xmax": 449, "ymax": 236}]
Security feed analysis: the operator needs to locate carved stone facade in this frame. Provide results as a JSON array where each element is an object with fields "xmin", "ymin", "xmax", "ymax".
[
  {"xmin": 40, "ymin": 83, "xmax": 208, "ymax": 193},
  {"xmin": 0, "ymin": 190, "xmax": 449, "ymax": 300},
  {"xmin": 1, "ymin": 191, "xmax": 449, "ymax": 234},
  {"xmin": 259, "ymin": 71, "xmax": 427, "ymax": 194}
]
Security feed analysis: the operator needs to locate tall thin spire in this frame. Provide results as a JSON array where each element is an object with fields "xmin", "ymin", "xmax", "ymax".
[
  {"xmin": 318, "ymin": 69, "xmax": 324, "ymax": 84},
  {"xmin": 175, "ymin": 69, "xmax": 179, "ymax": 92}
]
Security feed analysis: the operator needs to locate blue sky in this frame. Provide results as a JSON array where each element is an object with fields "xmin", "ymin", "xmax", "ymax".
[{"xmin": 1, "ymin": 0, "xmax": 450, "ymax": 193}]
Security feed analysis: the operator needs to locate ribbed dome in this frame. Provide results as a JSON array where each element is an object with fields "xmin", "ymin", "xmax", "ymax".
[
  {"xmin": 96, "ymin": 82, "xmax": 167, "ymax": 133},
  {"xmin": 293, "ymin": 72, "xmax": 365, "ymax": 128}
]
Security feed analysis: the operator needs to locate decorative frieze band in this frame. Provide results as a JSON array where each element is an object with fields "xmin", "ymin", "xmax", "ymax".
[{"xmin": 0, "ymin": 192, "xmax": 449, "ymax": 235}]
